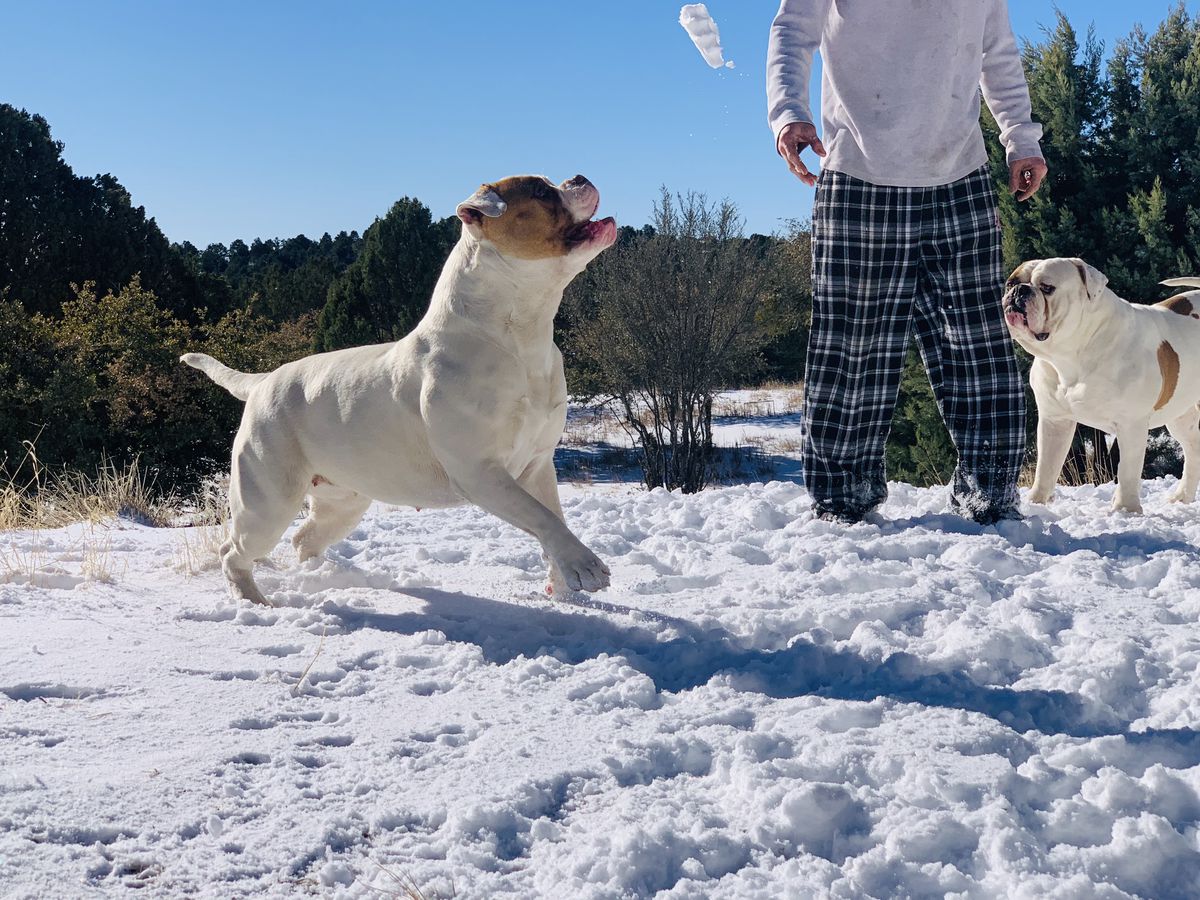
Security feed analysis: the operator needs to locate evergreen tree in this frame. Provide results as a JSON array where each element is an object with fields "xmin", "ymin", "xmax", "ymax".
[
  {"xmin": 0, "ymin": 104, "xmax": 202, "ymax": 318},
  {"xmin": 315, "ymin": 199, "xmax": 458, "ymax": 351}
]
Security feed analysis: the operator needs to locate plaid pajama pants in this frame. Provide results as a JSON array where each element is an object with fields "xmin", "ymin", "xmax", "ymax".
[{"xmin": 803, "ymin": 164, "xmax": 1025, "ymax": 518}]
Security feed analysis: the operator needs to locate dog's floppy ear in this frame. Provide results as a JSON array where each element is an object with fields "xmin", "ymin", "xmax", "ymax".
[
  {"xmin": 1072, "ymin": 258, "xmax": 1108, "ymax": 300},
  {"xmin": 456, "ymin": 186, "xmax": 507, "ymax": 226}
]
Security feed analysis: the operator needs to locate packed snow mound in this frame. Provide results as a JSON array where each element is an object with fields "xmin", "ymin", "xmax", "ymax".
[
  {"xmin": 3, "ymin": 478, "xmax": 1200, "ymax": 897},
  {"xmin": 680, "ymin": 3, "xmax": 735, "ymax": 70}
]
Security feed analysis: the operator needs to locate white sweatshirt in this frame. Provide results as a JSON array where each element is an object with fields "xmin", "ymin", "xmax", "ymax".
[{"xmin": 767, "ymin": 0, "xmax": 1044, "ymax": 187}]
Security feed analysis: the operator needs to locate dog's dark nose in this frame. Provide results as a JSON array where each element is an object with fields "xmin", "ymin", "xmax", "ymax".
[
  {"xmin": 565, "ymin": 174, "xmax": 592, "ymax": 189},
  {"xmin": 1006, "ymin": 283, "xmax": 1032, "ymax": 311}
]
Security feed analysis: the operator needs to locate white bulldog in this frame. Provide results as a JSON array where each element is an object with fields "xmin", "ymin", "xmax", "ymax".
[
  {"xmin": 182, "ymin": 174, "xmax": 618, "ymax": 605},
  {"xmin": 1003, "ymin": 257, "xmax": 1200, "ymax": 513}
]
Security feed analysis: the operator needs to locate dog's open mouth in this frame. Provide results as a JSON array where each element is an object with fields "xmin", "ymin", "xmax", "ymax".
[{"xmin": 567, "ymin": 216, "xmax": 618, "ymax": 248}]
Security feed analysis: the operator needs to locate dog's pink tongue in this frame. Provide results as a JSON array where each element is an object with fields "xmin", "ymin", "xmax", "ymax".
[{"xmin": 587, "ymin": 217, "xmax": 617, "ymax": 242}]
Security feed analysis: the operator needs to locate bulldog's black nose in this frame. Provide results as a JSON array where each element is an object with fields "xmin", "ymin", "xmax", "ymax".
[
  {"xmin": 1006, "ymin": 283, "xmax": 1032, "ymax": 311},
  {"xmin": 565, "ymin": 174, "xmax": 593, "ymax": 189}
]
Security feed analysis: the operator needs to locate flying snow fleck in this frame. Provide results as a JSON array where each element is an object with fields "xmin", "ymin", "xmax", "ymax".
[{"xmin": 679, "ymin": 4, "xmax": 735, "ymax": 70}]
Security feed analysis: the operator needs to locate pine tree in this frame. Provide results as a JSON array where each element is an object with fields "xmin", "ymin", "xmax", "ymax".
[
  {"xmin": 0, "ymin": 104, "xmax": 203, "ymax": 318},
  {"xmin": 315, "ymin": 199, "xmax": 457, "ymax": 351}
]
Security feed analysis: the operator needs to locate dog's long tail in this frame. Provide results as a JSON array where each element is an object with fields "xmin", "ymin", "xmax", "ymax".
[
  {"xmin": 180, "ymin": 353, "xmax": 268, "ymax": 401},
  {"xmin": 1161, "ymin": 277, "xmax": 1200, "ymax": 291}
]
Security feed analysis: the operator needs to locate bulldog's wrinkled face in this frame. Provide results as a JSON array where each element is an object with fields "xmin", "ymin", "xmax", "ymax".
[
  {"xmin": 456, "ymin": 175, "xmax": 617, "ymax": 267},
  {"xmin": 1003, "ymin": 257, "xmax": 1109, "ymax": 349}
]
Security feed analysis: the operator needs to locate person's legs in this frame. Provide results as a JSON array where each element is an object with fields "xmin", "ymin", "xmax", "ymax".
[
  {"xmin": 918, "ymin": 166, "xmax": 1025, "ymax": 522},
  {"xmin": 803, "ymin": 170, "xmax": 922, "ymax": 519}
]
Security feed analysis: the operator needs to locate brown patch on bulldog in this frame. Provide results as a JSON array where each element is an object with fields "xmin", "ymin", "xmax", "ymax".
[
  {"xmin": 1158, "ymin": 294, "xmax": 1196, "ymax": 317},
  {"xmin": 1006, "ymin": 261, "xmax": 1036, "ymax": 286},
  {"xmin": 1156, "ymin": 340, "xmax": 1180, "ymax": 410},
  {"xmin": 476, "ymin": 176, "xmax": 575, "ymax": 261}
]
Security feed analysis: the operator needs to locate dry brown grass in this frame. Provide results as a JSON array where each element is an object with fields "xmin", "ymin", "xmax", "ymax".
[
  {"xmin": 713, "ymin": 385, "xmax": 805, "ymax": 420},
  {"xmin": 0, "ymin": 442, "xmax": 178, "ymax": 531},
  {"xmin": 1017, "ymin": 436, "xmax": 1118, "ymax": 490},
  {"xmin": 172, "ymin": 476, "xmax": 231, "ymax": 575},
  {"xmin": 359, "ymin": 861, "xmax": 455, "ymax": 899},
  {"xmin": 560, "ymin": 407, "xmax": 619, "ymax": 447},
  {"xmin": 0, "ymin": 442, "xmax": 188, "ymax": 586}
]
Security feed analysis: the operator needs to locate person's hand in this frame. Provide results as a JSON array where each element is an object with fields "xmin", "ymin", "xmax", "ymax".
[
  {"xmin": 777, "ymin": 121, "xmax": 826, "ymax": 186},
  {"xmin": 1009, "ymin": 157, "xmax": 1048, "ymax": 201}
]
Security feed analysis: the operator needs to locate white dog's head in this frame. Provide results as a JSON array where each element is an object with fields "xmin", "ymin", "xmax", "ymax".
[
  {"xmin": 1003, "ymin": 257, "xmax": 1109, "ymax": 351},
  {"xmin": 456, "ymin": 175, "xmax": 617, "ymax": 276}
]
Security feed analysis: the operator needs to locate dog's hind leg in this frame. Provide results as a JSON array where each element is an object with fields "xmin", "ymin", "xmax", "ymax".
[
  {"xmin": 1166, "ymin": 409, "xmax": 1200, "ymax": 503},
  {"xmin": 222, "ymin": 446, "xmax": 307, "ymax": 606},
  {"xmin": 293, "ymin": 491, "xmax": 372, "ymax": 563}
]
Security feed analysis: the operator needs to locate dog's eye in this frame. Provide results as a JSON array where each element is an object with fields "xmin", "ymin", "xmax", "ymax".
[
  {"xmin": 1039, "ymin": 284, "xmax": 1056, "ymax": 295},
  {"xmin": 1005, "ymin": 279, "xmax": 1017, "ymax": 288},
  {"xmin": 533, "ymin": 183, "xmax": 554, "ymax": 201}
]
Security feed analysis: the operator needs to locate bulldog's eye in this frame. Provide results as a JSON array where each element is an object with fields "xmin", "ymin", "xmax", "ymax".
[
  {"xmin": 1039, "ymin": 284, "xmax": 1056, "ymax": 295},
  {"xmin": 533, "ymin": 183, "xmax": 554, "ymax": 201},
  {"xmin": 1005, "ymin": 279, "xmax": 1018, "ymax": 288}
]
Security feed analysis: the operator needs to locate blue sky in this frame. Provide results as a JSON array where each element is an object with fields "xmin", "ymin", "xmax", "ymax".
[{"xmin": 2, "ymin": 1, "xmax": 1194, "ymax": 246}]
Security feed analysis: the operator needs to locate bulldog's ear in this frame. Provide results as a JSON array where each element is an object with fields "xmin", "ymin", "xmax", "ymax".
[
  {"xmin": 1073, "ymin": 259, "xmax": 1108, "ymax": 300},
  {"xmin": 456, "ymin": 187, "xmax": 507, "ymax": 226}
]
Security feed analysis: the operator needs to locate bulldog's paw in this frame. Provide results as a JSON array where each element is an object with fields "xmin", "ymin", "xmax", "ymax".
[
  {"xmin": 1167, "ymin": 486, "xmax": 1196, "ymax": 504},
  {"xmin": 554, "ymin": 545, "xmax": 611, "ymax": 593},
  {"xmin": 1027, "ymin": 489, "xmax": 1055, "ymax": 505},
  {"xmin": 1111, "ymin": 497, "xmax": 1144, "ymax": 515}
]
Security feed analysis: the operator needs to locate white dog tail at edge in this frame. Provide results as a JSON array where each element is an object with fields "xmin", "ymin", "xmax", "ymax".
[
  {"xmin": 180, "ymin": 353, "xmax": 268, "ymax": 401},
  {"xmin": 1161, "ymin": 277, "xmax": 1200, "ymax": 290}
]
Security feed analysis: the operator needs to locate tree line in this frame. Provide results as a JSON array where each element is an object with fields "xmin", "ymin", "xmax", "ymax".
[{"xmin": 3, "ymin": 5, "xmax": 1200, "ymax": 495}]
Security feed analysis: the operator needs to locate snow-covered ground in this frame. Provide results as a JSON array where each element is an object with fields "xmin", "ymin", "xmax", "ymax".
[{"xmin": 3, "ymin": 397, "xmax": 1200, "ymax": 898}]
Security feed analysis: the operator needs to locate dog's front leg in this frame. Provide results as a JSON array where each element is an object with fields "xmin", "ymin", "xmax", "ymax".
[
  {"xmin": 1112, "ymin": 421, "xmax": 1150, "ymax": 514},
  {"xmin": 518, "ymin": 455, "xmax": 572, "ymax": 594},
  {"xmin": 1029, "ymin": 416, "xmax": 1076, "ymax": 505},
  {"xmin": 451, "ymin": 461, "xmax": 610, "ymax": 592}
]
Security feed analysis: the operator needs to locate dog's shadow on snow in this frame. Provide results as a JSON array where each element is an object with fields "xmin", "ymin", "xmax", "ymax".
[{"xmin": 324, "ymin": 586, "xmax": 1199, "ymax": 755}]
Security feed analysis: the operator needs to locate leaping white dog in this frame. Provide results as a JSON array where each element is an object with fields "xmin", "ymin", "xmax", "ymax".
[
  {"xmin": 1004, "ymin": 257, "xmax": 1200, "ymax": 513},
  {"xmin": 183, "ymin": 174, "xmax": 617, "ymax": 605}
]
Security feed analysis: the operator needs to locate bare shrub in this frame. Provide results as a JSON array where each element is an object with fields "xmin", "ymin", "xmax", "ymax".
[{"xmin": 562, "ymin": 190, "xmax": 804, "ymax": 492}]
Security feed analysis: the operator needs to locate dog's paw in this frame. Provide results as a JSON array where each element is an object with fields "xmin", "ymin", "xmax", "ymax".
[
  {"xmin": 1167, "ymin": 487, "xmax": 1196, "ymax": 504},
  {"xmin": 1111, "ymin": 497, "xmax": 1144, "ymax": 515},
  {"xmin": 1027, "ymin": 489, "xmax": 1054, "ymax": 505},
  {"xmin": 555, "ymin": 546, "xmax": 611, "ymax": 593}
]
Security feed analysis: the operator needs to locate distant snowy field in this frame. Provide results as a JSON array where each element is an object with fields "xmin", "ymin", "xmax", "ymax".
[{"xmin": 3, "ymin": 394, "xmax": 1200, "ymax": 898}]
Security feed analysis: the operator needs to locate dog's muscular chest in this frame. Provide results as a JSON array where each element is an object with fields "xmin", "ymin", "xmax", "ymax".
[{"xmin": 506, "ymin": 366, "xmax": 567, "ymax": 461}]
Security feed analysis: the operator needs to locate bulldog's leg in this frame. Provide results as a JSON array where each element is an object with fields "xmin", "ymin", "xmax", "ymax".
[
  {"xmin": 452, "ymin": 461, "xmax": 609, "ymax": 592},
  {"xmin": 293, "ymin": 492, "xmax": 372, "ymax": 563},
  {"xmin": 1166, "ymin": 410, "xmax": 1200, "ymax": 503},
  {"xmin": 1112, "ymin": 421, "xmax": 1150, "ymax": 514},
  {"xmin": 1028, "ymin": 416, "xmax": 1076, "ymax": 505},
  {"xmin": 517, "ymin": 455, "xmax": 570, "ymax": 594},
  {"xmin": 222, "ymin": 445, "xmax": 307, "ymax": 605}
]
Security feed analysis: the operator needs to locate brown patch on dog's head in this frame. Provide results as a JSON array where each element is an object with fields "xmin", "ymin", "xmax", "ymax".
[
  {"xmin": 472, "ymin": 176, "xmax": 577, "ymax": 260},
  {"xmin": 1156, "ymin": 340, "xmax": 1180, "ymax": 410},
  {"xmin": 1005, "ymin": 260, "xmax": 1038, "ymax": 288},
  {"xmin": 1158, "ymin": 294, "xmax": 1195, "ymax": 317},
  {"xmin": 457, "ymin": 175, "xmax": 616, "ymax": 264}
]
